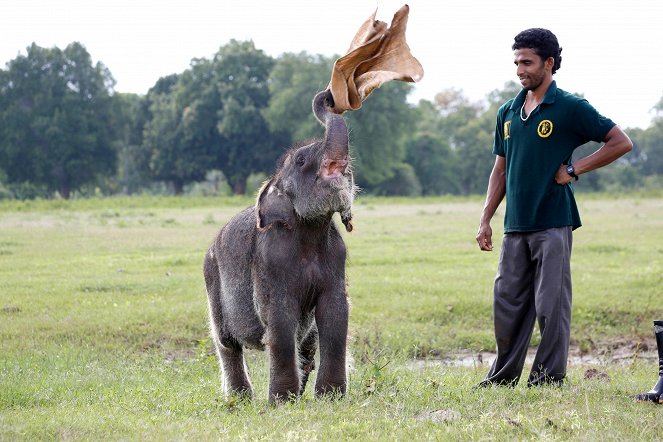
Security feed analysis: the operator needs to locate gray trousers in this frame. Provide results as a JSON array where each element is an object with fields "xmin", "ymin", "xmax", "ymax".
[{"xmin": 483, "ymin": 226, "xmax": 573, "ymax": 387}]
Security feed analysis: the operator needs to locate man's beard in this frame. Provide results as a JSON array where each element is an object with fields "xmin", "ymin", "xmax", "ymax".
[{"xmin": 522, "ymin": 70, "xmax": 546, "ymax": 91}]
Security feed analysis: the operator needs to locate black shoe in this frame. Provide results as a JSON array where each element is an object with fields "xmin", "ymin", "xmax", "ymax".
[
  {"xmin": 527, "ymin": 372, "xmax": 565, "ymax": 388},
  {"xmin": 474, "ymin": 378, "xmax": 518, "ymax": 389},
  {"xmin": 635, "ymin": 320, "xmax": 663, "ymax": 404},
  {"xmin": 635, "ymin": 392, "xmax": 661, "ymax": 403}
]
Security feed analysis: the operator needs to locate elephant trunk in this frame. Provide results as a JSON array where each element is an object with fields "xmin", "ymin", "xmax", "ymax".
[{"xmin": 312, "ymin": 90, "xmax": 349, "ymax": 162}]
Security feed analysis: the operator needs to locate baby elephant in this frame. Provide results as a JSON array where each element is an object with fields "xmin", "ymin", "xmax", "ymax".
[{"xmin": 204, "ymin": 90, "xmax": 356, "ymax": 403}]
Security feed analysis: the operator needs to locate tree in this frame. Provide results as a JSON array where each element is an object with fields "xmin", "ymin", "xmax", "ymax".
[
  {"xmin": 454, "ymin": 117, "xmax": 495, "ymax": 195},
  {"xmin": 346, "ymin": 82, "xmax": 417, "ymax": 192},
  {"xmin": 375, "ymin": 162, "xmax": 422, "ymax": 196},
  {"xmin": 452, "ymin": 83, "xmax": 521, "ymax": 195},
  {"xmin": 630, "ymin": 123, "xmax": 663, "ymax": 177},
  {"xmin": 214, "ymin": 41, "xmax": 277, "ymax": 194},
  {"xmin": 405, "ymin": 133, "xmax": 458, "ymax": 195},
  {"xmin": 142, "ymin": 78, "xmax": 185, "ymax": 194},
  {"xmin": 141, "ymin": 41, "xmax": 279, "ymax": 195},
  {"xmin": 654, "ymin": 92, "xmax": 663, "ymax": 116},
  {"xmin": 265, "ymin": 52, "xmax": 334, "ymax": 142},
  {"xmin": 485, "ymin": 81, "xmax": 522, "ymax": 112},
  {"xmin": 111, "ymin": 92, "xmax": 150, "ymax": 194},
  {"xmin": 0, "ymin": 42, "xmax": 117, "ymax": 198},
  {"xmin": 417, "ymin": 87, "xmax": 493, "ymax": 195},
  {"xmin": 142, "ymin": 63, "xmax": 226, "ymax": 194}
]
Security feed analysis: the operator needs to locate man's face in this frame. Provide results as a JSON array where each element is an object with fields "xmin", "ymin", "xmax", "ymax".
[{"xmin": 513, "ymin": 48, "xmax": 549, "ymax": 92}]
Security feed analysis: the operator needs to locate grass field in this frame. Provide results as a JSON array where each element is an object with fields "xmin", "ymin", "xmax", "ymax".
[{"xmin": 1, "ymin": 194, "xmax": 662, "ymax": 440}]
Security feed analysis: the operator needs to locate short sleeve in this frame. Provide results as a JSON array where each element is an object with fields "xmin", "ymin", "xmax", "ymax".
[
  {"xmin": 492, "ymin": 104, "xmax": 508, "ymax": 157},
  {"xmin": 572, "ymin": 99, "xmax": 615, "ymax": 144}
]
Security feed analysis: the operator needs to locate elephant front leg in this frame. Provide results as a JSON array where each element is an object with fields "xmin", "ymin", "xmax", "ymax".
[
  {"xmin": 314, "ymin": 290, "xmax": 348, "ymax": 397},
  {"xmin": 266, "ymin": 308, "xmax": 301, "ymax": 403}
]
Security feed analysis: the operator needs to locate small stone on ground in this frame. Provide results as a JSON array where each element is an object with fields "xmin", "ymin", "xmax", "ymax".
[{"xmin": 415, "ymin": 409, "xmax": 460, "ymax": 423}]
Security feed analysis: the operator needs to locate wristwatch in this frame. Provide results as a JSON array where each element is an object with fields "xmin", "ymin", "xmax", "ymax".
[{"xmin": 566, "ymin": 164, "xmax": 579, "ymax": 181}]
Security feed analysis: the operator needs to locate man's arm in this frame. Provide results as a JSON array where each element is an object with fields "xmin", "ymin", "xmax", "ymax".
[
  {"xmin": 555, "ymin": 125, "xmax": 633, "ymax": 185},
  {"xmin": 476, "ymin": 155, "xmax": 506, "ymax": 251}
]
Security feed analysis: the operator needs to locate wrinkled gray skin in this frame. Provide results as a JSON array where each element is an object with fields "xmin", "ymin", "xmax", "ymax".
[{"xmin": 204, "ymin": 89, "xmax": 357, "ymax": 403}]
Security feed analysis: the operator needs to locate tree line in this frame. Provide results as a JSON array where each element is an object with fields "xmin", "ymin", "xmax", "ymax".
[{"xmin": 1, "ymin": 41, "xmax": 662, "ymax": 200}]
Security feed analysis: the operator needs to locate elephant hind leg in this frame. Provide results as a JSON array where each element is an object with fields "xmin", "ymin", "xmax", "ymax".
[
  {"xmin": 298, "ymin": 326, "xmax": 318, "ymax": 395},
  {"xmin": 218, "ymin": 338, "xmax": 253, "ymax": 397},
  {"xmin": 204, "ymin": 250, "xmax": 253, "ymax": 397},
  {"xmin": 210, "ymin": 313, "xmax": 253, "ymax": 397}
]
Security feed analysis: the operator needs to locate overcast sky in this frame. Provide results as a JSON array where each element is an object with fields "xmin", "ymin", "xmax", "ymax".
[{"xmin": 1, "ymin": 0, "xmax": 662, "ymax": 129}]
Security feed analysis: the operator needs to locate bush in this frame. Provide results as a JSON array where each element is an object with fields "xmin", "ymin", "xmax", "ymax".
[
  {"xmin": 6, "ymin": 182, "xmax": 51, "ymax": 200},
  {"xmin": 373, "ymin": 163, "xmax": 422, "ymax": 196},
  {"xmin": 185, "ymin": 170, "xmax": 232, "ymax": 196}
]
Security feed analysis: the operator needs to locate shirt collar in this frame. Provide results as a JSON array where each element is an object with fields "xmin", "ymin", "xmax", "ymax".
[{"xmin": 510, "ymin": 80, "xmax": 558, "ymax": 111}]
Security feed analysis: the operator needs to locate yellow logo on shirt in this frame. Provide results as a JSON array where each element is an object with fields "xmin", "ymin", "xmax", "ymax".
[
  {"xmin": 504, "ymin": 120, "xmax": 511, "ymax": 140},
  {"xmin": 537, "ymin": 120, "xmax": 553, "ymax": 138}
]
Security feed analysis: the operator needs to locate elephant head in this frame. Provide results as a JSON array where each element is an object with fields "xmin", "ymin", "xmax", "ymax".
[{"xmin": 257, "ymin": 89, "xmax": 356, "ymax": 232}]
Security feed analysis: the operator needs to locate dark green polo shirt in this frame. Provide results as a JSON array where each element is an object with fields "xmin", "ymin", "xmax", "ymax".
[{"xmin": 493, "ymin": 81, "xmax": 615, "ymax": 233}]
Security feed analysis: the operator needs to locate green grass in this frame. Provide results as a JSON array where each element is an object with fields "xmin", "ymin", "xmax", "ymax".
[{"xmin": 1, "ymin": 194, "xmax": 662, "ymax": 440}]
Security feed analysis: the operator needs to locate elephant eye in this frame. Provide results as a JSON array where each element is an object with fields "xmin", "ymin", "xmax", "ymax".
[{"xmin": 295, "ymin": 154, "xmax": 305, "ymax": 167}]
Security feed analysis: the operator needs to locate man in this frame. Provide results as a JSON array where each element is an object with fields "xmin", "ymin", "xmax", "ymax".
[{"xmin": 476, "ymin": 28, "xmax": 632, "ymax": 387}]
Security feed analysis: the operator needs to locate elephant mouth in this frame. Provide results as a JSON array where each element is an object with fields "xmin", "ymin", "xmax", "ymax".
[{"xmin": 320, "ymin": 156, "xmax": 349, "ymax": 180}]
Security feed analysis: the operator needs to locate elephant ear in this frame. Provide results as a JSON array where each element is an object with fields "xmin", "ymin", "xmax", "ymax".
[{"xmin": 256, "ymin": 179, "xmax": 296, "ymax": 230}]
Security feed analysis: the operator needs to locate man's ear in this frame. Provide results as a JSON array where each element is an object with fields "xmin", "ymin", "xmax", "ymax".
[
  {"xmin": 545, "ymin": 56, "xmax": 555, "ymax": 71},
  {"xmin": 256, "ymin": 179, "xmax": 296, "ymax": 230}
]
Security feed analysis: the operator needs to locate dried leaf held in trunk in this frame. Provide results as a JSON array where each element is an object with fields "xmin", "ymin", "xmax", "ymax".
[{"xmin": 328, "ymin": 4, "xmax": 424, "ymax": 114}]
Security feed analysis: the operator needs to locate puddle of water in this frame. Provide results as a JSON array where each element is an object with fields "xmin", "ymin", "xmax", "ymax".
[{"xmin": 407, "ymin": 348, "xmax": 657, "ymax": 369}]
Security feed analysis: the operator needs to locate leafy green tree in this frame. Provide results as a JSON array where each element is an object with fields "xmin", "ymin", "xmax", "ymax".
[
  {"xmin": 111, "ymin": 92, "xmax": 150, "ymax": 194},
  {"xmin": 454, "ymin": 117, "xmax": 494, "ymax": 195},
  {"xmin": 629, "ymin": 94, "xmax": 663, "ymax": 177},
  {"xmin": 346, "ymin": 82, "xmax": 417, "ymax": 192},
  {"xmin": 214, "ymin": 41, "xmax": 277, "ymax": 194},
  {"xmin": 142, "ymin": 61, "xmax": 225, "ymax": 194},
  {"xmin": 0, "ymin": 42, "xmax": 116, "ymax": 198},
  {"xmin": 141, "ymin": 41, "xmax": 278, "ymax": 195},
  {"xmin": 453, "ymin": 83, "xmax": 522, "ymax": 195},
  {"xmin": 433, "ymin": 88, "xmax": 485, "ymax": 142},
  {"xmin": 265, "ymin": 52, "xmax": 334, "ymax": 142},
  {"xmin": 143, "ymin": 81, "xmax": 220, "ymax": 195},
  {"xmin": 375, "ymin": 162, "xmax": 422, "ymax": 196},
  {"xmin": 630, "ymin": 123, "xmax": 663, "ymax": 176},
  {"xmin": 420, "ymin": 87, "xmax": 493, "ymax": 195},
  {"xmin": 143, "ymin": 80, "xmax": 181, "ymax": 193},
  {"xmin": 654, "ymin": 92, "xmax": 663, "ymax": 115},
  {"xmin": 405, "ymin": 133, "xmax": 458, "ymax": 195},
  {"xmin": 485, "ymin": 81, "xmax": 522, "ymax": 112}
]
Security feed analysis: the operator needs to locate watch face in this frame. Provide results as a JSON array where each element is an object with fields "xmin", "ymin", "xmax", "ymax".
[{"xmin": 566, "ymin": 165, "xmax": 578, "ymax": 180}]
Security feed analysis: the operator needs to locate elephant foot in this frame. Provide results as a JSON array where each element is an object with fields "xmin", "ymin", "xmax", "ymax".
[{"xmin": 315, "ymin": 379, "xmax": 346, "ymax": 398}]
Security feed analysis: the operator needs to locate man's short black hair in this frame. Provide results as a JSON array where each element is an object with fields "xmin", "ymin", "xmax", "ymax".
[{"xmin": 512, "ymin": 28, "xmax": 563, "ymax": 74}]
